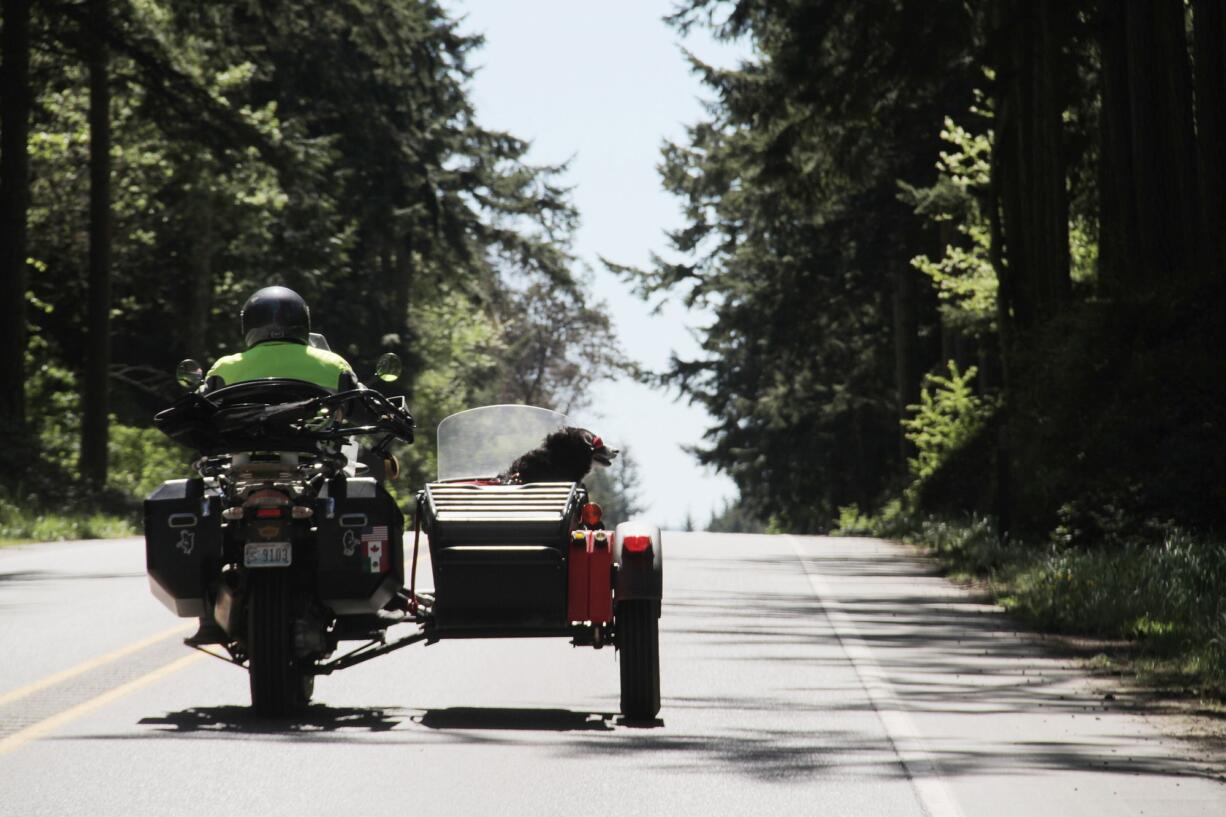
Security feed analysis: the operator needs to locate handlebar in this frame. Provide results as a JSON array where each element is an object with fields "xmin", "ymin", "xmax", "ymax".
[
  {"xmin": 155, "ymin": 379, "xmax": 415, "ymax": 455},
  {"xmin": 268, "ymin": 387, "xmax": 416, "ymax": 443}
]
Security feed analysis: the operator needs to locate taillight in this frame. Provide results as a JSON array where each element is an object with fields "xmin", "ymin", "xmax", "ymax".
[
  {"xmin": 581, "ymin": 502, "xmax": 603, "ymax": 527},
  {"xmin": 622, "ymin": 534, "xmax": 651, "ymax": 554},
  {"xmin": 255, "ymin": 507, "xmax": 282, "ymax": 519}
]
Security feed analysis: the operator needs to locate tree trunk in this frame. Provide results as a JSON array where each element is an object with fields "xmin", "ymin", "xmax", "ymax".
[
  {"xmin": 988, "ymin": 0, "xmax": 1072, "ymax": 537},
  {"xmin": 393, "ymin": 235, "xmax": 413, "ymax": 343},
  {"xmin": 992, "ymin": 0, "xmax": 1070, "ymax": 330},
  {"xmin": 1027, "ymin": 0, "xmax": 1071, "ymax": 314},
  {"xmin": 1124, "ymin": 0, "xmax": 1200, "ymax": 288},
  {"xmin": 0, "ymin": 0, "xmax": 31, "ymax": 445},
  {"xmin": 1097, "ymin": 0, "xmax": 1138, "ymax": 295},
  {"xmin": 1193, "ymin": 0, "xmax": 1226, "ymax": 278},
  {"xmin": 184, "ymin": 165, "xmax": 215, "ymax": 360},
  {"xmin": 892, "ymin": 264, "xmax": 919, "ymax": 459},
  {"xmin": 81, "ymin": 0, "xmax": 112, "ymax": 486}
]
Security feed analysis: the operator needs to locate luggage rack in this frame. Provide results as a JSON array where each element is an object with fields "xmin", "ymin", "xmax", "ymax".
[{"xmin": 423, "ymin": 482, "xmax": 580, "ymax": 524}]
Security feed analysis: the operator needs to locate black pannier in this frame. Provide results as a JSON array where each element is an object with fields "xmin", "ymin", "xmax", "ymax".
[
  {"xmin": 314, "ymin": 477, "xmax": 404, "ymax": 614},
  {"xmin": 145, "ymin": 478, "xmax": 222, "ymax": 616}
]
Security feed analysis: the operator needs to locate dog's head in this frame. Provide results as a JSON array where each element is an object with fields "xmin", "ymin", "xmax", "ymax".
[
  {"xmin": 545, "ymin": 427, "xmax": 619, "ymax": 469},
  {"xmin": 582, "ymin": 429, "xmax": 618, "ymax": 467}
]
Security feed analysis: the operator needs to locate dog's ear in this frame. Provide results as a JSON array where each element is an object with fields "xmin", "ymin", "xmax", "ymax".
[{"xmin": 588, "ymin": 431, "xmax": 618, "ymax": 466}]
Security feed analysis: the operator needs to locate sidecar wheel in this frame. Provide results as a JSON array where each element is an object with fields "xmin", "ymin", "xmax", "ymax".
[
  {"xmin": 247, "ymin": 570, "xmax": 312, "ymax": 716},
  {"xmin": 617, "ymin": 599, "xmax": 660, "ymax": 721}
]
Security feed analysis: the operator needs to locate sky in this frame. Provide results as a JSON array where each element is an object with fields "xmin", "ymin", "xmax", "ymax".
[{"xmin": 449, "ymin": 1, "xmax": 749, "ymax": 527}]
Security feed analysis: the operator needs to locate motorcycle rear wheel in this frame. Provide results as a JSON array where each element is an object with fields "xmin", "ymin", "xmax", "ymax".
[{"xmin": 247, "ymin": 570, "xmax": 313, "ymax": 716}]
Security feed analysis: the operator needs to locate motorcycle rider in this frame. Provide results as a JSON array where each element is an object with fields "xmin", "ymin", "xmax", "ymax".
[
  {"xmin": 206, "ymin": 285, "xmax": 357, "ymax": 392},
  {"xmin": 188, "ymin": 287, "xmax": 395, "ymax": 645}
]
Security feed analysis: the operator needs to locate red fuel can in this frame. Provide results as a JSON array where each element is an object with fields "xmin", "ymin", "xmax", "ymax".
[
  {"xmin": 587, "ymin": 530, "xmax": 613, "ymax": 623},
  {"xmin": 567, "ymin": 531, "xmax": 590, "ymax": 622}
]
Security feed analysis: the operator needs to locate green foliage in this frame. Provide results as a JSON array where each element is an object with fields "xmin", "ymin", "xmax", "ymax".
[
  {"xmin": 490, "ymin": 279, "xmax": 635, "ymax": 415},
  {"xmin": 108, "ymin": 424, "xmax": 193, "ymax": 499},
  {"xmin": 833, "ymin": 504, "xmax": 880, "ymax": 537},
  {"xmin": 0, "ymin": 496, "xmax": 135, "ymax": 544},
  {"xmin": 902, "ymin": 362, "xmax": 995, "ymax": 485},
  {"xmin": 394, "ymin": 289, "xmax": 502, "ymax": 490},
  {"xmin": 900, "ymin": 112, "xmax": 998, "ymax": 334},
  {"xmin": 1012, "ymin": 531, "xmax": 1226, "ymax": 690},
  {"xmin": 707, "ymin": 498, "xmax": 767, "ymax": 533},
  {"xmin": 8, "ymin": 0, "xmax": 630, "ymax": 530},
  {"xmin": 841, "ymin": 507, "xmax": 1226, "ymax": 690},
  {"xmin": 620, "ymin": 0, "xmax": 979, "ymax": 532}
]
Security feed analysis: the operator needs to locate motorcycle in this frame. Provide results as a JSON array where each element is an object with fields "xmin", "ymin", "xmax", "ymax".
[{"xmin": 144, "ymin": 352, "xmax": 416, "ymax": 716}]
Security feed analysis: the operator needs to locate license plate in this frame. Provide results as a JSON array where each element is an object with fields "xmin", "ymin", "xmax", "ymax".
[{"xmin": 244, "ymin": 542, "xmax": 292, "ymax": 568}]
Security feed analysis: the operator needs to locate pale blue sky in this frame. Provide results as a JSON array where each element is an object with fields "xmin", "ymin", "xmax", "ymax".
[{"xmin": 449, "ymin": 1, "xmax": 747, "ymax": 526}]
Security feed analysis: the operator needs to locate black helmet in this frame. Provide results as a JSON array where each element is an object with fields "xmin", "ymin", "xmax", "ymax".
[{"xmin": 241, "ymin": 286, "xmax": 310, "ymax": 347}]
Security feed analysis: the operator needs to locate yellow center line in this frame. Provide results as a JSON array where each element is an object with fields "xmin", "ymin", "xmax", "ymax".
[
  {"xmin": 0, "ymin": 622, "xmax": 195, "ymax": 709},
  {"xmin": 0, "ymin": 652, "xmax": 206, "ymax": 756}
]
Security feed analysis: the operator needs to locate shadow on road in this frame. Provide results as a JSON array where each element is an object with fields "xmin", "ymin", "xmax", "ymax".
[
  {"xmin": 131, "ymin": 705, "xmax": 657, "ymax": 739},
  {"xmin": 417, "ymin": 707, "xmax": 619, "ymax": 731},
  {"xmin": 59, "ymin": 534, "xmax": 1218, "ymax": 788},
  {"xmin": 138, "ymin": 704, "xmax": 403, "ymax": 734},
  {"xmin": 637, "ymin": 536, "xmax": 1226, "ymax": 784}
]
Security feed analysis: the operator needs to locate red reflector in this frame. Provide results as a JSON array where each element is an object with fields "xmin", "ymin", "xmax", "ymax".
[
  {"xmin": 255, "ymin": 508, "xmax": 282, "ymax": 518},
  {"xmin": 581, "ymin": 502, "xmax": 602, "ymax": 527},
  {"xmin": 623, "ymin": 534, "xmax": 651, "ymax": 553}
]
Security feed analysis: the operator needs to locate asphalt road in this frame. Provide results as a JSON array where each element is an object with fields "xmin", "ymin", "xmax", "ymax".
[{"xmin": 1, "ymin": 532, "xmax": 1223, "ymax": 816}]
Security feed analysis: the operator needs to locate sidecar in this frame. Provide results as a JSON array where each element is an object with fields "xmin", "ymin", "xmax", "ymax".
[{"xmin": 414, "ymin": 405, "xmax": 663, "ymax": 720}]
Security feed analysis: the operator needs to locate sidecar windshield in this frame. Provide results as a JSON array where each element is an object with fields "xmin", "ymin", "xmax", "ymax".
[{"xmin": 436, "ymin": 405, "xmax": 566, "ymax": 481}]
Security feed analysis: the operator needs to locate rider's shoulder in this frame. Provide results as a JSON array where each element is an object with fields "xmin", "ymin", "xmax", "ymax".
[
  {"xmin": 303, "ymin": 345, "xmax": 353, "ymax": 371},
  {"xmin": 209, "ymin": 351, "xmax": 245, "ymax": 371}
]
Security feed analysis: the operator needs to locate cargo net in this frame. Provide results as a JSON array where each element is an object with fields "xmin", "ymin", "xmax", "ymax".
[{"xmin": 423, "ymin": 482, "xmax": 578, "ymax": 525}]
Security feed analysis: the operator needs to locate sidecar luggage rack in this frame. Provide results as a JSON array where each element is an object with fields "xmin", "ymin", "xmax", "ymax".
[
  {"xmin": 423, "ymin": 482, "xmax": 579, "ymax": 541},
  {"xmin": 422, "ymin": 482, "xmax": 581, "ymax": 632}
]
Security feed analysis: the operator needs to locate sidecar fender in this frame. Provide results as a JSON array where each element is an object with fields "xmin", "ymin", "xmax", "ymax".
[{"xmin": 612, "ymin": 522, "xmax": 663, "ymax": 606}]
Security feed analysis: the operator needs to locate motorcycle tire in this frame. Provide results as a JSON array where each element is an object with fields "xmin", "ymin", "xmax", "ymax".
[
  {"xmin": 617, "ymin": 599, "xmax": 660, "ymax": 721},
  {"xmin": 247, "ymin": 570, "xmax": 313, "ymax": 716}
]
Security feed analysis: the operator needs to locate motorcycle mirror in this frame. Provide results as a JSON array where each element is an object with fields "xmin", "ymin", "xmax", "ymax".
[
  {"xmin": 176, "ymin": 359, "xmax": 204, "ymax": 390},
  {"xmin": 374, "ymin": 353, "xmax": 402, "ymax": 383}
]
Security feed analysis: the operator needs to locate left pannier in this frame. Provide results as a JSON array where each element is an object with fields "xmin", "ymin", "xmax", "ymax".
[{"xmin": 145, "ymin": 478, "xmax": 222, "ymax": 616}]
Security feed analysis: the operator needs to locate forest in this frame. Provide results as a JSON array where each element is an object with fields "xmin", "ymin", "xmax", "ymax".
[
  {"xmin": 0, "ymin": 0, "xmax": 640, "ymax": 535},
  {"xmin": 1, "ymin": 2, "xmax": 1224, "ymax": 682},
  {"xmin": 647, "ymin": 0, "xmax": 1226, "ymax": 686}
]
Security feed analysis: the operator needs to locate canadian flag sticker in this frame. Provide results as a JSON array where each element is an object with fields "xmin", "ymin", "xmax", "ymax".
[{"xmin": 362, "ymin": 526, "xmax": 389, "ymax": 574}]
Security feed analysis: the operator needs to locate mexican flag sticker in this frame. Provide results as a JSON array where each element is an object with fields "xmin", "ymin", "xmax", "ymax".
[{"xmin": 361, "ymin": 525, "xmax": 389, "ymax": 574}]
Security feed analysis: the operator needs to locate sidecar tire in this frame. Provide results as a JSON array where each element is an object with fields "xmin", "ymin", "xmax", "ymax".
[
  {"xmin": 617, "ymin": 599, "xmax": 660, "ymax": 721},
  {"xmin": 248, "ymin": 570, "xmax": 312, "ymax": 716}
]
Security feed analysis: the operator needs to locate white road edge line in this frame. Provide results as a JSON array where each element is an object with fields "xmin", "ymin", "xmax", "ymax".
[{"xmin": 788, "ymin": 535, "xmax": 964, "ymax": 817}]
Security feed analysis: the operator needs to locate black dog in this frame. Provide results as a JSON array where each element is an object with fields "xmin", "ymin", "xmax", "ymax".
[{"xmin": 501, "ymin": 427, "xmax": 618, "ymax": 484}]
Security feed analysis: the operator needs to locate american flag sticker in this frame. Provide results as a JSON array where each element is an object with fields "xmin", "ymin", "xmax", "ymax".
[{"xmin": 362, "ymin": 526, "xmax": 389, "ymax": 574}]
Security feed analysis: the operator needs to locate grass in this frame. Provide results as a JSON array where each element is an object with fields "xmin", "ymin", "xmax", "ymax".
[
  {"xmin": 836, "ymin": 504, "xmax": 1226, "ymax": 698},
  {"xmin": 0, "ymin": 495, "xmax": 137, "ymax": 546}
]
